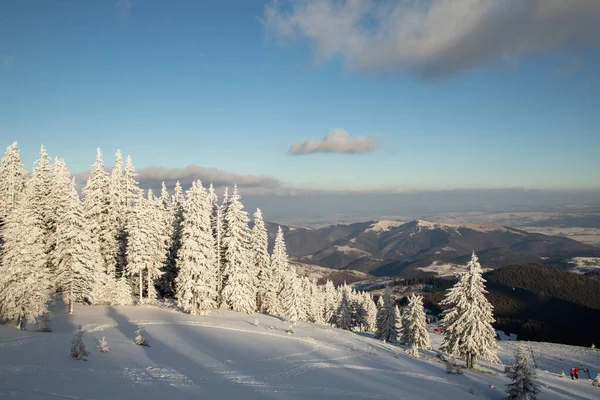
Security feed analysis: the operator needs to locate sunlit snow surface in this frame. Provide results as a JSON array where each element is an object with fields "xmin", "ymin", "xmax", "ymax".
[{"xmin": 1, "ymin": 303, "xmax": 599, "ymax": 399}]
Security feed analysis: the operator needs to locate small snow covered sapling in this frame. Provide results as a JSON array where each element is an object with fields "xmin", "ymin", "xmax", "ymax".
[
  {"xmin": 253, "ymin": 318, "xmax": 259, "ymax": 327},
  {"xmin": 38, "ymin": 312, "xmax": 52, "ymax": 332},
  {"xmin": 559, "ymin": 370, "xmax": 566, "ymax": 378},
  {"xmin": 71, "ymin": 326, "xmax": 89, "ymax": 360},
  {"xmin": 592, "ymin": 343, "xmax": 596, "ymax": 350},
  {"xmin": 506, "ymin": 347, "xmax": 540, "ymax": 400},
  {"xmin": 446, "ymin": 359, "xmax": 464, "ymax": 375},
  {"xmin": 286, "ymin": 325, "xmax": 295, "ymax": 334},
  {"xmin": 135, "ymin": 326, "xmax": 150, "ymax": 347},
  {"xmin": 592, "ymin": 372, "xmax": 600, "ymax": 387},
  {"xmin": 98, "ymin": 336, "xmax": 110, "ymax": 353}
]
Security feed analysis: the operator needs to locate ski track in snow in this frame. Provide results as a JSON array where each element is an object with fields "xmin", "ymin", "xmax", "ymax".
[
  {"xmin": 82, "ymin": 319, "xmax": 349, "ymax": 354},
  {"xmin": 0, "ymin": 319, "xmax": 450, "ymax": 400},
  {"xmin": 0, "ymin": 363, "xmax": 407, "ymax": 399},
  {"xmin": 0, "ymin": 336, "xmax": 45, "ymax": 347}
]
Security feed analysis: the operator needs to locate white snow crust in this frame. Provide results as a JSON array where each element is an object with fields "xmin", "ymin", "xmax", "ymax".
[{"xmin": 1, "ymin": 303, "xmax": 598, "ymax": 399}]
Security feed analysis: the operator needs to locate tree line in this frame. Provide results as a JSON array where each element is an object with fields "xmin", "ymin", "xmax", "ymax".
[
  {"xmin": 0, "ymin": 141, "xmax": 500, "ymax": 369},
  {"xmin": 0, "ymin": 142, "xmax": 380, "ymax": 328}
]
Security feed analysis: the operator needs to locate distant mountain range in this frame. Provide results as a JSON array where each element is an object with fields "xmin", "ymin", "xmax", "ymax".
[{"xmin": 263, "ymin": 220, "xmax": 600, "ymax": 277}]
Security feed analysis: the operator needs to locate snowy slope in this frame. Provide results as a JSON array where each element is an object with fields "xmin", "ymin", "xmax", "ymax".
[{"xmin": 1, "ymin": 303, "xmax": 599, "ymax": 400}]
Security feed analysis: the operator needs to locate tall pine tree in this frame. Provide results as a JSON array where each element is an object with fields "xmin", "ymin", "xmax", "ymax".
[
  {"xmin": 279, "ymin": 267, "xmax": 301, "ymax": 324},
  {"xmin": 267, "ymin": 226, "xmax": 288, "ymax": 315},
  {"xmin": 401, "ymin": 293, "xmax": 431, "ymax": 350},
  {"xmin": 335, "ymin": 284, "xmax": 353, "ymax": 330},
  {"xmin": 323, "ymin": 279, "xmax": 338, "ymax": 324},
  {"xmin": 109, "ymin": 150, "xmax": 127, "ymax": 277},
  {"xmin": 29, "ymin": 145, "xmax": 55, "ymax": 277},
  {"xmin": 146, "ymin": 189, "xmax": 168, "ymax": 300},
  {"xmin": 125, "ymin": 191, "xmax": 153, "ymax": 304},
  {"xmin": 54, "ymin": 178, "xmax": 98, "ymax": 314},
  {"xmin": 217, "ymin": 187, "xmax": 229, "ymax": 308},
  {"xmin": 0, "ymin": 181, "xmax": 50, "ymax": 329},
  {"xmin": 0, "ymin": 141, "xmax": 26, "ymax": 224},
  {"xmin": 307, "ymin": 279, "xmax": 325, "ymax": 323},
  {"xmin": 362, "ymin": 292, "xmax": 378, "ymax": 333},
  {"xmin": 160, "ymin": 181, "xmax": 184, "ymax": 297},
  {"xmin": 83, "ymin": 149, "xmax": 118, "ymax": 288},
  {"xmin": 49, "ymin": 158, "xmax": 73, "ymax": 289},
  {"xmin": 252, "ymin": 208, "xmax": 271, "ymax": 312},
  {"xmin": 220, "ymin": 185, "xmax": 255, "ymax": 313},
  {"xmin": 175, "ymin": 181, "xmax": 219, "ymax": 314},
  {"xmin": 375, "ymin": 287, "xmax": 399, "ymax": 342},
  {"xmin": 440, "ymin": 251, "xmax": 499, "ymax": 369}
]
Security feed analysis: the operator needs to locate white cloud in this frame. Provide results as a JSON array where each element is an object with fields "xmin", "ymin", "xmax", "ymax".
[
  {"xmin": 289, "ymin": 128, "xmax": 378, "ymax": 155},
  {"xmin": 263, "ymin": 0, "xmax": 600, "ymax": 79},
  {"xmin": 75, "ymin": 164, "xmax": 282, "ymax": 195},
  {"xmin": 136, "ymin": 165, "xmax": 281, "ymax": 191}
]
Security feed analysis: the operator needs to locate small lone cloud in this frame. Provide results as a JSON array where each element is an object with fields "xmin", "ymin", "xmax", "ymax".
[
  {"xmin": 289, "ymin": 128, "xmax": 378, "ymax": 155},
  {"xmin": 115, "ymin": 0, "xmax": 133, "ymax": 18}
]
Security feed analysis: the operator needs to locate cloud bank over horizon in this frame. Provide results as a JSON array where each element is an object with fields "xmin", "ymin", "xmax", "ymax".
[
  {"xmin": 263, "ymin": 0, "xmax": 600, "ymax": 79},
  {"xmin": 74, "ymin": 161, "xmax": 600, "ymax": 197},
  {"xmin": 76, "ymin": 165, "xmax": 283, "ymax": 196},
  {"xmin": 289, "ymin": 128, "xmax": 378, "ymax": 155},
  {"xmin": 72, "ymin": 161, "xmax": 600, "ymax": 226}
]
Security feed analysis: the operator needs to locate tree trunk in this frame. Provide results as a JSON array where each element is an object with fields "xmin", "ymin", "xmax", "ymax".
[
  {"xmin": 147, "ymin": 272, "xmax": 155, "ymax": 301},
  {"xmin": 139, "ymin": 274, "xmax": 143, "ymax": 305},
  {"xmin": 68, "ymin": 283, "xmax": 74, "ymax": 314},
  {"xmin": 466, "ymin": 353, "xmax": 476, "ymax": 369},
  {"xmin": 17, "ymin": 315, "xmax": 26, "ymax": 330}
]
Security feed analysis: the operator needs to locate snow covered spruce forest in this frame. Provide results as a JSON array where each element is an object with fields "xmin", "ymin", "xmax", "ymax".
[
  {"xmin": 1, "ymin": 143, "xmax": 365, "ymax": 325},
  {"xmin": 0, "ymin": 141, "xmax": 503, "ymax": 367}
]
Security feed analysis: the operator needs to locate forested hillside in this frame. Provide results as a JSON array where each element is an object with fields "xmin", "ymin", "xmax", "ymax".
[
  {"xmin": 486, "ymin": 263, "xmax": 600, "ymax": 310},
  {"xmin": 418, "ymin": 265, "xmax": 600, "ymax": 347}
]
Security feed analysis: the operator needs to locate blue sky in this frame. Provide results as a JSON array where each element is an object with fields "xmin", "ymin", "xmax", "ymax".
[{"xmin": 1, "ymin": 0, "xmax": 599, "ymax": 193}]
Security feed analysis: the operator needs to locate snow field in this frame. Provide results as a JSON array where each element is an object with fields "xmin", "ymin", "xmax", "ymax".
[{"xmin": 1, "ymin": 304, "xmax": 599, "ymax": 399}]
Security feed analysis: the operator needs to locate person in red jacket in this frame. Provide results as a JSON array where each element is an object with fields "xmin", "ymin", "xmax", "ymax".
[
  {"xmin": 570, "ymin": 368, "xmax": 575, "ymax": 379},
  {"xmin": 575, "ymin": 367, "xmax": 579, "ymax": 380}
]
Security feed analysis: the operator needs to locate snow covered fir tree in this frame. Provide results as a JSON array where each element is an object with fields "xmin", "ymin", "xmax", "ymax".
[
  {"xmin": 401, "ymin": 293, "xmax": 431, "ymax": 351},
  {"xmin": 0, "ymin": 179, "xmax": 51, "ymax": 329},
  {"xmin": 505, "ymin": 347, "xmax": 540, "ymax": 400},
  {"xmin": 175, "ymin": 180, "xmax": 219, "ymax": 314},
  {"xmin": 375, "ymin": 287, "xmax": 399, "ymax": 342},
  {"xmin": 440, "ymin": 251, "xmax": 499, "ymax": 369}
]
